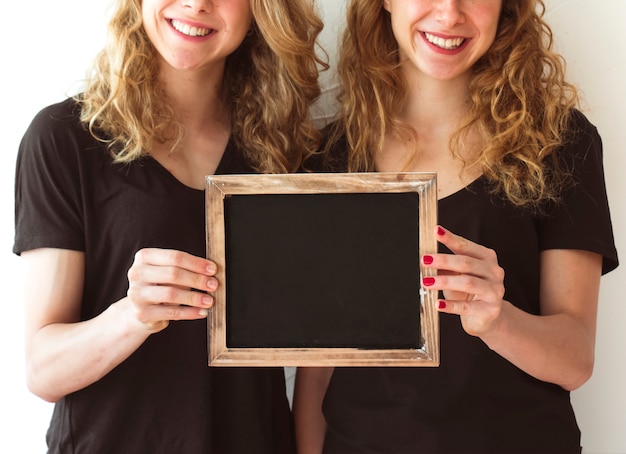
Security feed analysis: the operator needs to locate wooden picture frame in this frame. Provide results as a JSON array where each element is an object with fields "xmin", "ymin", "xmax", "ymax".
[{"xmin": 205, "ymin": 172, "xmax": 439, "ymax": 367}]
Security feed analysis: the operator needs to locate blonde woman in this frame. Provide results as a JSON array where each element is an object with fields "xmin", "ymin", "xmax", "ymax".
[
  {"xmin": 14, "ymin": 0, "xmax": 325, "ymax": 452},
  {"xmin": 295, "ymin": 1, "xmax": 618, "ymax": 453}
]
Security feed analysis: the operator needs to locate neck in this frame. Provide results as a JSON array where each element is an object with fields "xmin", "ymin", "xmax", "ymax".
[
  {"xmin": 158, "ymin": 61, "xmax": 229, "ymax": 132},
  {"xmin": 147, "ymin": 62, "xmax": 233, "ymax": 190},
  {"xmin": 378, "ymin": 69, "xmax": 483, "ymax": 186},
  {"xmin": 400, "ymin": 71, "xmax": 472, "ymax": 134}
]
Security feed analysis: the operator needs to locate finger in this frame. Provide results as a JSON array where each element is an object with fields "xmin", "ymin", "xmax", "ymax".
[
  {"xmin": 140, "ymin": 302, "xmax": 210, "ymax": 323},
  {"xmin": 423, "ymin": 251, "xmax": 483, "ymax": 278},
  {"xmin": 134, "ymin": 248, "xmax": 217, "ymax": 276},
  {"xmin": 435, "ymin": 226, "xmax": 492, "ymax": 261},
  {"xmin": 134, "ymin": 302, "xmax": 209, "ymax": 332},
  {"xmin": 142, "ymin": 320, "xmax": 170, "ymax": 333},
  {"xmin": 128, "ymin": 259, "xmax": 218, "ymax": 293},
  {"xmin": 129, "ymin": 291, "xmax": 212, "ymax": 330},
  {"xmin": 424, "ymin": 272, "xmax": 506, "ymax": 305},
  {"xmin": 128, "ymin": 283, "xmax": 214, "ymax": 310},
  {"xmin": 436, "ymin": 297, "xmax": 501, "ymax": 336},
  {"xmin": 428, "ymin": 227, "xmax": 505, "ymax": 286},
  {"xmin": 437, "ymin": 299, "xmax": 474, "ymax": 315},
  {"xmin": 423, "ymin": 274, "xmax": 483, "ymax": 300}
]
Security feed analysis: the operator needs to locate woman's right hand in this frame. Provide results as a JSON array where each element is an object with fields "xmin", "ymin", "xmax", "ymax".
[{"xmin": 126, "ymin": 248, "xmax": 218, "ymax": 332}]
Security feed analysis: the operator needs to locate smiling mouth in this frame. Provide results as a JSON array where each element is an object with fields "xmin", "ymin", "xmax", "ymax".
[
  {"xmin": 170, "ymin": 19, "xmax": 213, "ymax": 37},
  {"xmin": 424, "ymin": 32, "xmax": 465, "ymax": 50}
]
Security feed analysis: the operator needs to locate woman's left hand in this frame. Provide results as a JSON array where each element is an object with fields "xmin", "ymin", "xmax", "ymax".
[{"xmin": 421, "ymin": 225, "xmax": 506, "ymax": 337}]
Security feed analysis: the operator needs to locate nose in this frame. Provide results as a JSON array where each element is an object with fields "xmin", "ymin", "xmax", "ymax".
[
  {"xmin": 180, "ymin": 0, "xmax": 214, "ymax": 13},
  {"xmin": 434, "ymin": 0, "xmax": 466, "ymax": 28}
]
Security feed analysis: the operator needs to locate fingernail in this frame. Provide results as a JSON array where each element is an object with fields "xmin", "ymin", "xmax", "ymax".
[
  {"xmin": 207, "ymin": 278, "xmax": 218, "ymax": 291},
  {"xmin": 438, "ymin": 301, "xmax": 447, "ymax": 310},
  {"xmin": 199, "ymin": 309, "xmax": 209, "ymax": 317},
  {"xmin": 202, "ymin": 295, "xmax": 213, "ymax": 306},
  {"xmin": 423, "ymin": 277, "xmax": 436, "ymax": 286},
  {"xmin": 423, "ymin": 255, "xmax": 434, "ymax": 265},
  {"xmin": 437, "ymin": 226, "xmax": 446, "ymax": 236}
]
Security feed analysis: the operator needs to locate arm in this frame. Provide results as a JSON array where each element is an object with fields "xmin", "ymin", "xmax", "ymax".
[
  {"xmin": 293, "ymin": 367, "xmax": 334, "ymax": 454},
  {"xmin": 486, "ymin": 248, "xmax": 600, "ymax": 390},
  {"xmin": 23, "ymin": 247, "xmax": 218, "ymax": 402},
  {"xmin": 423, "ymin": 226, "xmax": 601, "ymax": 391}
]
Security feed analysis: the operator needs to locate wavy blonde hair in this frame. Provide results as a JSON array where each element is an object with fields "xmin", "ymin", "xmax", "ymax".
[
  {"xmin": 327, "ymin": 0, "xmax": 579, "ymax": 208},
  {"xmin": 79, "ymin": 0, "xmax": 326, "ymax": 173}
]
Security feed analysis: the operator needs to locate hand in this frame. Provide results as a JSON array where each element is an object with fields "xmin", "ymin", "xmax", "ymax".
[
  {"xmin": 421, "ymin": 226, "xmax": 506, "ymax": 337},
  {"xmin": 126, "ymin": 248, "xmax": 218, "ymax": 332}
]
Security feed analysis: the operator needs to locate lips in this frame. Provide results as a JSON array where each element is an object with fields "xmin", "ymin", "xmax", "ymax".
[{"xmin": 170, "ymin": 19, "xmax": 213, "ymax": 37}]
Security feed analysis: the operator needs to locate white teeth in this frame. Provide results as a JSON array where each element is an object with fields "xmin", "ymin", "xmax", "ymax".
[
  {"xmin": 424, "ymin": 32, "xmax": 464, "ymax": 50},
  {"xmin": 171, "ymin": 19, "xmax": 211, "ymax": 37}
]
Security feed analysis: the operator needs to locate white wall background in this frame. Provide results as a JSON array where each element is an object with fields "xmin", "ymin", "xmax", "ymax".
[{"xmin": 0, "ymin": 1, "xmax": 623, "ymax": 452}]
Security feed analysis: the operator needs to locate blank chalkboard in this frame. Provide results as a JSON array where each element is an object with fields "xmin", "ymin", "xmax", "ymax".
[{"xmin": 206, "ymin": 173, "xmax": 439, "ymax": 367}]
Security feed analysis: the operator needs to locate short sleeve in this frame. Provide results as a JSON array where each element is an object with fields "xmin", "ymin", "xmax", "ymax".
[
  {"xmin": 13, "ymin": 101, "xmax": 86, "ymax": 255},
  {"xmin": 537, "ymin": 111, "xmax": 618, "ymax": 275}
]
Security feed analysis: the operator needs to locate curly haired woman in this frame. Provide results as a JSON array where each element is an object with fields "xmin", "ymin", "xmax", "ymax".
[
  {"xmin": 14, "ymin": 0, "xmax": 325, "ymax": 452},
  {"xmin": 295, "ymin": 1, "xmax": 618, "ymax": 453}
]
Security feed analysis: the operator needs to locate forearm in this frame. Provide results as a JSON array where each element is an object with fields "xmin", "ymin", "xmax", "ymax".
[
  {"xmin": 293, "ymin": 367, "xmax": 334, "ymax": 454},
  {"xmin": 23, "ymin": 247, "xmax": 215, "ymax": 402},
  {"xmin": 26, "ymin": 298, "xmax": 151, "ymax": 402},
  {"xmin": 430, "ymin": 231, "xmax": 602, "ymax": 391},
  {"xmin": 481, "ymin": 301, "xmax": 595, "ymax": 390}
]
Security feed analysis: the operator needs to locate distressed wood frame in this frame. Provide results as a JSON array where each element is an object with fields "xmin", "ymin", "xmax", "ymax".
[{"xmin": 205, "ymin": 172, "xmax": 439, "ymax": 367}]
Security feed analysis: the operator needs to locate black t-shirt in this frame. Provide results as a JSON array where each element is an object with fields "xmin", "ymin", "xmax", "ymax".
[
  {"xmin": 306, "ymin": 110, "xmax": 618, "ymax": 454},
  {"xmin": 14, "ymin": 98, "xmax": 296, "ymax": 454}
]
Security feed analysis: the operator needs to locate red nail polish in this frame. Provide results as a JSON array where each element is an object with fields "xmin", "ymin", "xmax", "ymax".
[
  {"xmin": 438, "ymin": 301, "xmax": 447, "ymax": 309},
  {"xmin": 423, "ymin": 255, "xmax": 434, "ymax": 265},
  {"xmin": 437, "ymin": 226, "xmax": 446, "ymax": 236},
  {"xmin": 423, "ymin": 277, "xmax": 436, "ymax": 286}
]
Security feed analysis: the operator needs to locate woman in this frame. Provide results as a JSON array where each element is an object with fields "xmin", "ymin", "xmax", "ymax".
[
  {"xmin": 13, "ymin": 0, "xmax": 325, "ymax": 452},
  {"xmin": 295, "ymin": 1, "xmax": 618, "ymax": 453}
]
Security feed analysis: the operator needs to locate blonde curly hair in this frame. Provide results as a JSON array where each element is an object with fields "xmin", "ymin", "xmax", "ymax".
[
  {"xmin": 79, "ymin": 0, "xmax": 326, "ymax": 173},
  {"xmin": 327, "ymin": 0, "xmax": 579, "ymax": 209}
]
